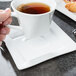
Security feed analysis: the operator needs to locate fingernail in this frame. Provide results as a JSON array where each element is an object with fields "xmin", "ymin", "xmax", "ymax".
[
  {"xmin": 5, "ymin": 8, "xmax": 10, "ymax": 11},
  {"xmin": 3, "ymin": 8, "xmax": 11, "ymax": 13}
]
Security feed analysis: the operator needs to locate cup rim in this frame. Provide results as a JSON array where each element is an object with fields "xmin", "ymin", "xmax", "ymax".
[{"xmin": 11, "ymin": 0, "xmax": 56, "ymax": 16}]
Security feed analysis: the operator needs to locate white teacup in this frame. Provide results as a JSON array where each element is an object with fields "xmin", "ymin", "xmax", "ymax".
[{"xmin": 11, "ymin": 0, "xmax": 56, "ymax": 39}]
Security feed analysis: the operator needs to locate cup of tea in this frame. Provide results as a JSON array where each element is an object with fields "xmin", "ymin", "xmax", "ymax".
[{"xmin": 11, "ymin": 0, "xmax": 56, "ymax": 39}]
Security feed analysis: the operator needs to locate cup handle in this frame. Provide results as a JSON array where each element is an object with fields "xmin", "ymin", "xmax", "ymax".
[
  {"xmin": 8, "ymin": 12, "xmax": 24, "ymax": 39},
  {"xmin": 11, "ymin": 12, "xmax": 18, "ymax": 18}
]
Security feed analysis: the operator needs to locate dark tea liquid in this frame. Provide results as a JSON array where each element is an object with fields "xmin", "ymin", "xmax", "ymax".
[{"xmin": 17, "ymin": 2, "xmax": 50, "ymax": 14}]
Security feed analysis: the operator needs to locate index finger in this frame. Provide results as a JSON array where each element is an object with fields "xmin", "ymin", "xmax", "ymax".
[{"xmin": 0, "ymin": 8, "xmax": 11, "ymax": 22}]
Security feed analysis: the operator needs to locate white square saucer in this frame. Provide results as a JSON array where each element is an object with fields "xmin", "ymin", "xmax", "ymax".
[{"xmin": 4, "ymin": 21, "xmax": 76, "ymax": 70}]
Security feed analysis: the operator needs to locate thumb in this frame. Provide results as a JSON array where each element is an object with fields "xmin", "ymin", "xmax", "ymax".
[{"xmin": 0, "ymin": 8, "xmax": 11, "ymax": 22}]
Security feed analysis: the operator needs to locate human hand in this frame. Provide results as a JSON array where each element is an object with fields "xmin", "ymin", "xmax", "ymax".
[{"xmin": 0, "ymin": 8, "xmax": 12, "ymax": 46}]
